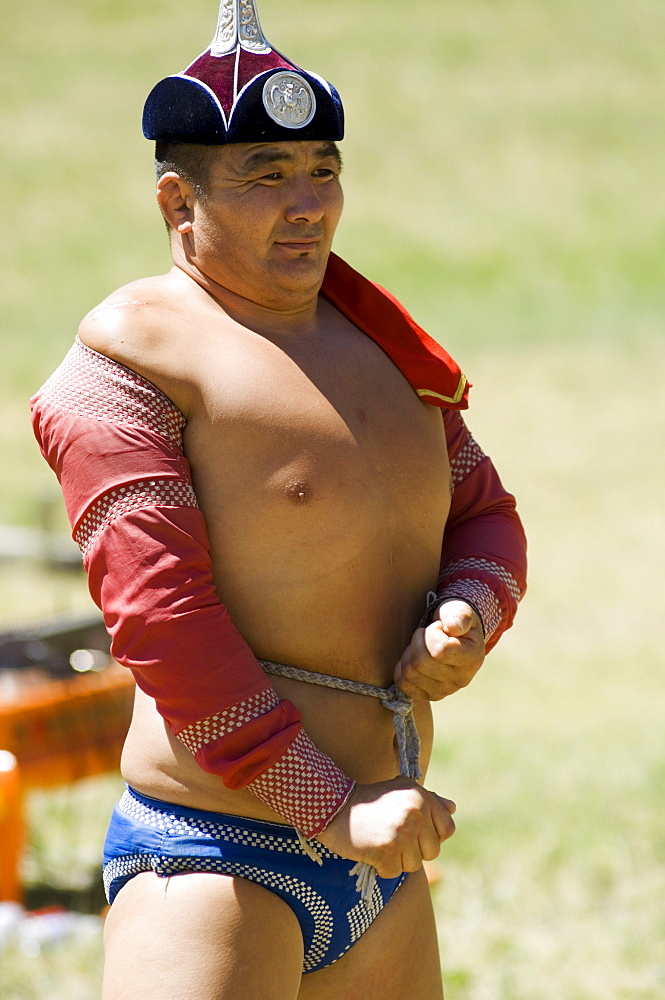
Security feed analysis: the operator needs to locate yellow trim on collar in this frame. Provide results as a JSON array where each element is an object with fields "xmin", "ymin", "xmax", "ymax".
[{"xmin": 416, "ymin": 373, "xmax": 467, "ymax": 405}]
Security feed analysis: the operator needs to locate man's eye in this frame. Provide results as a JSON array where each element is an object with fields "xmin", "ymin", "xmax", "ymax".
[
  {"xmin": 313, "ymin": 168, "xmax": 334, "ymax": 178},
  {"xmin": 261, "ymin": 172, "xmax": 282, "ymax": 181}
]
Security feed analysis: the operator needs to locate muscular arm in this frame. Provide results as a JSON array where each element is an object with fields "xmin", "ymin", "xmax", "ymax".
[
  {"xmin": 31, "ymin": 338, "xmax": 354, "ymax": 837},
  {"xmin": 395, "ymin": 410, "xmax": 527, "ymax": 700},
  {"xmin": 436, "ymin": 409, "xmax": 527, "ymax": 650}
]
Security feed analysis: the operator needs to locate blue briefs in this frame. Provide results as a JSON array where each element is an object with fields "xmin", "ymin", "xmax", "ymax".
[{"xmin": 103, "ymin": 786, "xmax": 406, "ymax": 974}]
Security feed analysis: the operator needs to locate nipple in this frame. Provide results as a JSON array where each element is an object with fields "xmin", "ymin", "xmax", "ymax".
[{"xmin": 285, "ymin": 480, "xmax": 311, "ymax": 503}]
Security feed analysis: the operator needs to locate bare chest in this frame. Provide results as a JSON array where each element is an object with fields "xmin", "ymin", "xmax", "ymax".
[{"xmin": 183, "ymin": 317, "xmax": 450, "ymax": 545}]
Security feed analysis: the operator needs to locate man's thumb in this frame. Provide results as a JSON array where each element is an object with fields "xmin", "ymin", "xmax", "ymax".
[{"xmin": 437, "ymin": 600, "xmax": 474, "ymax": 636}]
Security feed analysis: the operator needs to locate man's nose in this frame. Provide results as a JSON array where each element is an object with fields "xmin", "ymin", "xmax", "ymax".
[{"xmin": 284, "ymin": 176, "xmax": 324, "ymax": 224}]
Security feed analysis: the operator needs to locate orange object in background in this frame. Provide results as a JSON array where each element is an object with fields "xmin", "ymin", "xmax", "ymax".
[
  {"xmin": 0, "ymin": 658, "xmax": 134, "ymax": 902},
  {"xmin": 0, "ymin": 663, "xmax": 134, "ymax": 789},
  {"xmin": 0, "ymin": 751, "xmax": 23, "ymax": 902}
]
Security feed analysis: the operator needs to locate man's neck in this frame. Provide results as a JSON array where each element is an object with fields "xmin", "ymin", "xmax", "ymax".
[{"xmin": 171, "ymin": 251, "xmax": 323, "ymax": 340}]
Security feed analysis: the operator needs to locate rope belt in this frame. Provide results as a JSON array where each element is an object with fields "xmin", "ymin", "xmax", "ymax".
[
  {"xmin": 259, "ymin": 660, "xmax": 422, "ymax": 781},
  {"xmin": 259, "ymin": 658, "xmax": 423, "ymax": 905}
]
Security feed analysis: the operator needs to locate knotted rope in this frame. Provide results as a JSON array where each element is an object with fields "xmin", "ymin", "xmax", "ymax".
[{"xmin": 259, "ymin": 658, "xmax": 422, "ymax": 906}]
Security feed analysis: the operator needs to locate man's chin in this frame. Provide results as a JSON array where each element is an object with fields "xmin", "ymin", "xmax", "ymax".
[{"xmin": 268, "ymin": 251, "xmax": 329, "ymax": 295}]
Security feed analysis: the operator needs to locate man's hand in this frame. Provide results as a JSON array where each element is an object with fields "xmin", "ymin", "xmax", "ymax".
[
  {"xmin": 317, "ymin": 777, "xmax": 456, "ymax": 879},
  {"xmin": 394, "ymin": 600, "xmax": 485, "ymax": 701}
]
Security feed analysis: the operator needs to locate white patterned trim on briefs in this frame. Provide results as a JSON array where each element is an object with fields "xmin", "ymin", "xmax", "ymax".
[
  {"xmin": 437, "ymin": 580, "xmax": 502, "ymax": 641},
  {"xmin": 175, "ymin": 688, "xmax": 281, "ymax": 755},
  {"xmin": 450, "ymin": 435, "xmax": 486, "ymax": 487},
  {"xmin": 38, "ymin": 339, "xmax": 185, "ymax": 446},
  {"xmin": 103, "ymin": 853, "xmax": 163, "ymax": 899},
  {"xmin": 347, "ymin": 880, "xmax": 385, "ymax": 944},
  {"xmin": 74, "ymin": 478, "xmax": 198, "ymax": 556},
  {"xmin": 117, "ymin": 789, "xmax": 335, "ymax": 859}
]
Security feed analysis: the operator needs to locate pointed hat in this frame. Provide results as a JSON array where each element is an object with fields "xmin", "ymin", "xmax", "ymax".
[{"xmin": 143, "ymin": 0, "xmax": 344, "ymax": 144}]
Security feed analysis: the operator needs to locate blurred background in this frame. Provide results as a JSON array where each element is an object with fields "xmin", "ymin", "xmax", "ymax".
[{"xmin": 1, "ymin": 0, "xmax": 663, "ymax": 997}]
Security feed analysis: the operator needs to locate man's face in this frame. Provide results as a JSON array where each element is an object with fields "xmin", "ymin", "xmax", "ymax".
[{"xmin": 189, "ymin": 140, "xmax": 344, "ymax": 309}]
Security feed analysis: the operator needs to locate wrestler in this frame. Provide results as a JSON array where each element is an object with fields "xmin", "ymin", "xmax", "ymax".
[{"xmin": 31, "ymin": 3, "xmax": 526, "ymax": 998}]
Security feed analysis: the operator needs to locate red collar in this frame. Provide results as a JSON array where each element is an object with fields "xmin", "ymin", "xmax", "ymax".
[{"xmin": 322, "ymin": 253, "xmax": 469, "ymax": 410}]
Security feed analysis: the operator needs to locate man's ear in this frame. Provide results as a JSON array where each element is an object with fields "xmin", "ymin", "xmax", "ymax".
[{"xmin": 156, "ymin": 172, "xmax": 196, "ymax": 233}]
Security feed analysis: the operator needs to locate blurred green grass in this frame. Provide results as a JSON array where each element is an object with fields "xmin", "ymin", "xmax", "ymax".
[
  {"xmin": 429, "ymin": 343, "xmax": 664, "ymax": 999},
  {"xmin": 1, "ymin": 0, "xmax": 663, "ymax": 997}
]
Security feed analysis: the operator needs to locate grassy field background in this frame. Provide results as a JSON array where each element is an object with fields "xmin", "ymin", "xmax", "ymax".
[{"xmin": 1, "ymin": 0, "xmax": 663, "ymax": 997}]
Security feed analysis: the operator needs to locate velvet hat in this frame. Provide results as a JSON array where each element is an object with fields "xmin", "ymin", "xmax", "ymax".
[{"xmin": 142, "ymin": 0, "xmax": 344, "ymax": 144}]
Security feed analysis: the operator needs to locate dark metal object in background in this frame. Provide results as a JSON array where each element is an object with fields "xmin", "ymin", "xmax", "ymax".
[{"xmin": 0, "ymin": 614, "xmax": 108, "ymax": 679}]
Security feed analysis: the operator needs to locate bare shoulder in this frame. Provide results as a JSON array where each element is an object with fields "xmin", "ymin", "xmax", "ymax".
[{"xmin": 78, "ymin": 270, "xmax": 196, "ymax": 412}]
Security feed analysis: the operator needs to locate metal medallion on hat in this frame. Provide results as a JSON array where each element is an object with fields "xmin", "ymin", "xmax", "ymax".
[{"xmin": 263, "ymin": 72, "xmax": 316, "ymax": 128}]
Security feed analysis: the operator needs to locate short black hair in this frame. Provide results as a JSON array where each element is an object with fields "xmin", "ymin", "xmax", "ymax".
[{"xmin": 154, "ymin": 141, "xmax": 222, "ymax": 201}]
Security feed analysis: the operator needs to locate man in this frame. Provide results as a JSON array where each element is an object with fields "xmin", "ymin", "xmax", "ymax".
[{"xmin": 31, "ymin": 3, "xmax": 526, "ymax": 997}]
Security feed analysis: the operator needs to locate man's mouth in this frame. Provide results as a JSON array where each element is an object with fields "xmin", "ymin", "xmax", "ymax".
[{"xmin": 274, "ymin": 237, "xmax": 320, "ymax": 251}]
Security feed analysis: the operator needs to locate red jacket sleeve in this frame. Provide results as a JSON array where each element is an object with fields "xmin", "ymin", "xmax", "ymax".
[
  {"xmin": 435, "ymin": 411, "xmax": 527, "ymax": 652},
  {"xmin": 30, "ymin": 339, "xmax": 353, "ymax": 836}
]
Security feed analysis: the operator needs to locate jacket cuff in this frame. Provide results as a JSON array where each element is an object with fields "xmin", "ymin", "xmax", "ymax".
[{"xmin": 247, "ymin": 730, "xmax": 355, "ymax": 838}]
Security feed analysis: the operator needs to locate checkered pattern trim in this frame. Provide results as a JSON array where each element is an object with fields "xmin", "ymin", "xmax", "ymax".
[
  {"xmin": 38, "ymin": 339, "xmax": 185, "ymax": 446},
  {"xmin": 104, "ymin": 852, "xmax": 403, "ymax": 973},
  {"xmin": 441, "ymin": 557, "xmax": 522, "ymax": 603},
  {"xmin": 248, "ymin": 730, "xmax": 355, "ymax": 838},
  {"xmin": 116, "ymin": 789, "xmax": 337, "ymax": 858},
  {"xmin": 347, "ymin": 881, "xmax": 386, "ymax": 945},
  {"xmin": 175, "ymin": 688, "xmax": 281, "ymax": 754},
  {"xmin": 450, "ymin": 435, "xmax": 486, "ymax": 488},
  {"xmin": 74, "ymin": 478, "xmax": 198, "ymax": 556},
  {"xmin": 437, "ymin": 580, "xmax": 502, "ymax": 641},
  {"xmin": 103, "ymin": 853, "xmax": 163, "ymax": 899}
]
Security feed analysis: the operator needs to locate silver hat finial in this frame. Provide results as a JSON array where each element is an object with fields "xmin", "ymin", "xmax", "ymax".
[{"xmin": 211, "ymin": 0, "xmax": 271, "ymax": 56}]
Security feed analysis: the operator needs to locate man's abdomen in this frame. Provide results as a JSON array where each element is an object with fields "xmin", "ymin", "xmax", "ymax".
[{"xmin": 120, "ymin": 676, "xmax": 435, "ymax": 820}]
